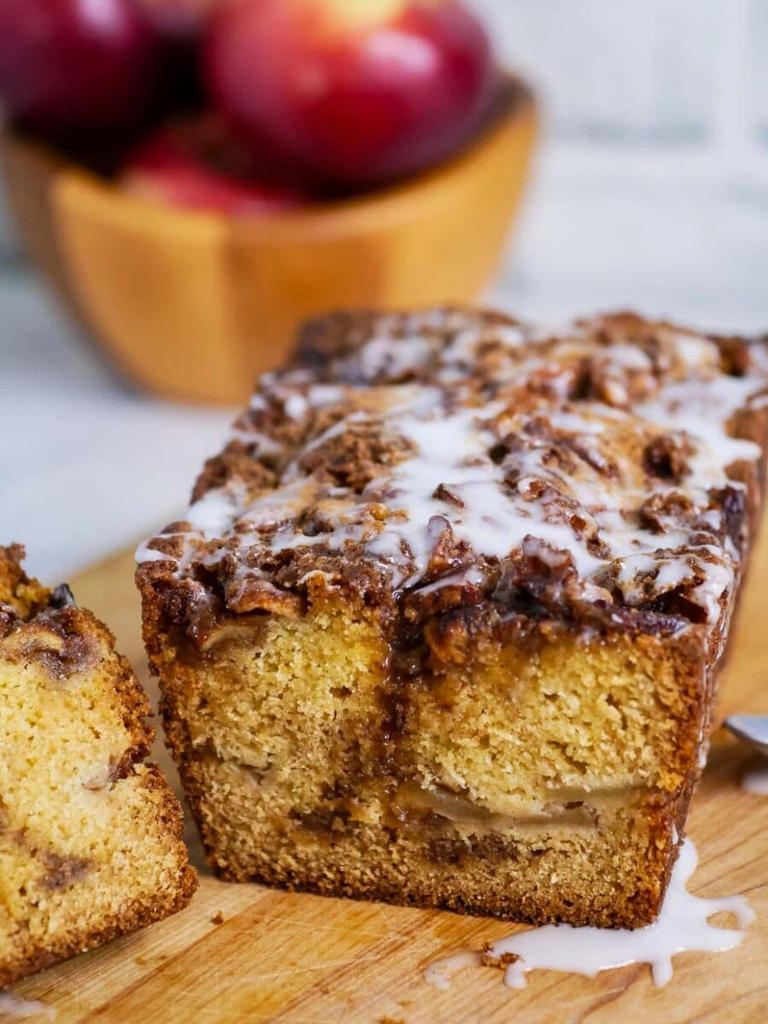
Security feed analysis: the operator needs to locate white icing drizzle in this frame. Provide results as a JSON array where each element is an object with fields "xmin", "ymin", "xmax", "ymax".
[
  {"xmin": 424, "ymin": 839, "xmax": 754, "ymax": 992},
  {"xmin": 185, "ymin": 488, "xmax": 244, "ymax": 541},
  {"xmin": 637, "ymin": 379, "xmax": 761, "ymax": 478},
  {"xmin": 357, "ymin": 334, "xmax": 433, "ymax": 378},
  {"xmin": 365, "ymin": 405, "xmax": 605, "ymax": 585},
  {"xmin": 424, "ymin": 950, "xmax": 483, "ymax": 991},
  {"xmin": 0, "ymin": 993, "xmax": 55, "ymax": 1020},
  {"xmin": 134, "ymin": 538, "xmax": 174, "ymax": 564}
]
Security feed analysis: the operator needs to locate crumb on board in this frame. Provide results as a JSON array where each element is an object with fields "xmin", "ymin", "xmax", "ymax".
[{"xmin": 481, "ymin": 949, "xmax": 520, "ymax": 969}]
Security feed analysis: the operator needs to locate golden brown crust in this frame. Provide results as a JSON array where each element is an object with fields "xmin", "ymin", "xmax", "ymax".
[{"xmin": 1, "ymin": 546, "xmax": 196, "ymax": 986}]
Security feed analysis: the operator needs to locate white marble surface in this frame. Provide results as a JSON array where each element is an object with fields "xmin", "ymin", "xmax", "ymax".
[{"xmin": 2, "ymin": 146, "xmax": 768, "ymax": 582}]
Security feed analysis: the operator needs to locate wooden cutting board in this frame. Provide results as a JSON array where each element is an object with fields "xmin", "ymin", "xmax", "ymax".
[{"xmin": 5, "ymin": 536, "xmax": 768, "ymax": 1024}]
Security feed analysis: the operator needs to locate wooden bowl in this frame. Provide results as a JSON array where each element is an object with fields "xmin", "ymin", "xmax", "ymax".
[{"xmin": 2, "ymin": 81, "xmax": 537, "ymax": 404}]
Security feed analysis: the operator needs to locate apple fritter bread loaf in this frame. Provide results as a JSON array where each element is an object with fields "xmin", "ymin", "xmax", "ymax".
[
  {"xmin": 0, "ymin": 546, "xmax": 196, "ymax": 986},
  {"xmin": 137, "ymin": 308, "xmax": 768, "ymax": 928}
]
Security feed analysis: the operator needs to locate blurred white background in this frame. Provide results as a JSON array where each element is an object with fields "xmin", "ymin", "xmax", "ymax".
[{"xmin": 2, "ymin": 0, "xmax": 768, "ymax": 580}]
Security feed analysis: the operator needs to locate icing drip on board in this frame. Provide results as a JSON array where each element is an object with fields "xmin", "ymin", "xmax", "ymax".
[
  {"xmin": 424, "ymin": 839, "xmax": 754, "ymax": 991},
  {"xmin": 0, "ymin": 993, "xmax": 55, "ymax": 1020}
]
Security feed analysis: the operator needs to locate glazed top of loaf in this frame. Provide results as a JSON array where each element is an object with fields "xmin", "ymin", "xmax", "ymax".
[{"xmin": 137, "ymin": 309, "xmax": 768, "ymax": 640}]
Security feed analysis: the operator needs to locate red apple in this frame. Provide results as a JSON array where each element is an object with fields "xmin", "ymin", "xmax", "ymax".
[
  {"xmin": 0, "ymin": 0, "xmax": 166, "ymax": 135},
  {"xmin": 137, "ymin": 0, "xmax": 217, "ymax": 38},
  {"xmin": 203, "ymin": 0, "xmax": 499, "ymax": 190},
  {"xmin": 121, "ymin": 118, "xmax": 309, "ymax": 214},
  {"xmin": 135, "ymin": 1, "xmax": 218, "ymax": 123}
]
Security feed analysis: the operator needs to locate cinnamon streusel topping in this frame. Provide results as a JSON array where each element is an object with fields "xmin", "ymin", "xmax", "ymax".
[{"xmin": 137, "ymin": 310, "xmax": 768, "ymax": 641}]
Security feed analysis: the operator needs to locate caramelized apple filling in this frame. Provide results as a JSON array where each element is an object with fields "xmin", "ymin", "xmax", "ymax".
[{"xmin": 391, "ymin": 782, "xmax": 645, "ymax": 834}]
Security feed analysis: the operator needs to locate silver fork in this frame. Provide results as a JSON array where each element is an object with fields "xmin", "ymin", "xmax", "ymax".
[{"xmin": 724, "ymin": 715, "xmax": 768, "ymax": 757}]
